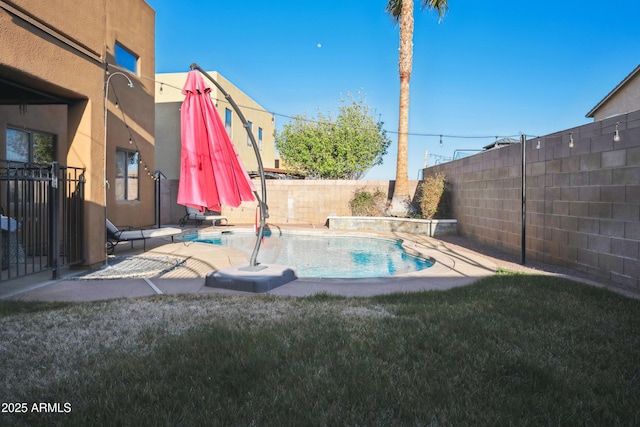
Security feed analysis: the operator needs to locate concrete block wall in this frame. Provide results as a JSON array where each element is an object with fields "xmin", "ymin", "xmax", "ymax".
[
  {"xmin": 426, "ymin": 111, "xmax": 640, "ymax": 289},
  {"xmin": 160, "ymin": 179, "xmax": 419, "ymax": 226}
]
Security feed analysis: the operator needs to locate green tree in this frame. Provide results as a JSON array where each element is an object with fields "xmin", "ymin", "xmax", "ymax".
[
  {"xmin": 386, "ymin": 0, "xmax": 448, "ymax": 215},
  {"xmin": 33, "ymin": 133, "xmax": 55, "ymax": 163},
  {"xmin": 275, "ymin": 93, "xmax": 391, "ymax": 179}
]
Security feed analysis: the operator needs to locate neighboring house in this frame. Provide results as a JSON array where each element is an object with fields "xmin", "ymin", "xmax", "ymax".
[
  {"xmin": 586, "ymin": 64, "xmax": 640, "ymax": 121},
  {"xmin": 154, "ymin": 71, "xmax": 276, "ymax": 222},
  {"xmin": 0, "ymin": 0, "xmax": 155, "ymax": 269},
  {"xmin": 483, "ymin": 137, "xmax": 519, "ymax": 151}
]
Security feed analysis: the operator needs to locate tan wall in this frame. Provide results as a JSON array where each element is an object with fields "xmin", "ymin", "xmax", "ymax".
[
  {"xmin": 212, "ymin": 73, "xmax": 276, "ymax": 172},
  {"xmin": 592, "ymin": 71, "xmax": 640, "ymax": 121},
  {"xmin": 105, "ymin": 0, "xmax": 156, "ymax": 230},
  {"xmin": 0, "ymin": 0, "xmax": 155, "ymax": 266},
  {"xmin": 0, "ymin": 105, "xmax": 68, "ymax": 157},
  {"xmin": 161, "ymin": 179, "xmax": 419, "ymax": 226},
  {"xmin": 155, "ymin": 101, "xmax": 182, "ymax": 178},
  {"xmin": 154, "ymin": 71, "xmax": 276, "ymax": 181},
  {"xmin": 2, "ymin": 0, "xmax": 104, "ymax": 56}
]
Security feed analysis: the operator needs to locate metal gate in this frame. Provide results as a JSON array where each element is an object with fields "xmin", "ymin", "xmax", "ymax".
[{"xmin": 0, "ymin": 161, "xmax": 85, "ymax": 282}]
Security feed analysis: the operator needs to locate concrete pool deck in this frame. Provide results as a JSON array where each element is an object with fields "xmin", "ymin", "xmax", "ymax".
[{"xmin": 1, "ymin": 224, "xmax": 631, "ymax": 302}]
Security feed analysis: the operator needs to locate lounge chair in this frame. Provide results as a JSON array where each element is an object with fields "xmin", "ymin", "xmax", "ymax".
[
  {"xmin": 106, "ymin": 219, "xmax": 183, "ymax": 254},
  {"xmin": 179, "ymin": 206, "xmax": 228, "ymax": 227}
]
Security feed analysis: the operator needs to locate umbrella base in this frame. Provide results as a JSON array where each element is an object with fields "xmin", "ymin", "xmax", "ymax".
[
  {"xmin": 205, "ymin": 264, "xmax": 297, "ymax": 293},
  {"xmin": 238, "ymin": 264, "xmax": 268, "ymax": 272}
]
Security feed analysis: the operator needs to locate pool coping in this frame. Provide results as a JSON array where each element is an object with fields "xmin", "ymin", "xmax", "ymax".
[
  {"xmin": 1, "ymin": 225, "xmax": 499, "ymax": 301},
  {"xmin": 183, "ymin": 226, "xmax": 440, "ymax": 277}
]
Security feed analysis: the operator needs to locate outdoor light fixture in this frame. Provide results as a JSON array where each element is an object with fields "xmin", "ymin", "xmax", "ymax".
[
  {"xmin": 104, "ymin": 71, "xmax": 134, "ymax": 186},
  {"xmin": 569, "ymin": 132, "xmax": 574, "ymax": 148},
  {"xmin": 536, "ymin": 138, "xmax": 541, "ymax": 150},
  {"xmin": 439, "ymin": 135, "xmax": 443, "ymax": 147},
  {"xmin": 103, "ymin": 70, "xmax": 134, "ymax": 263},
  {"xmin": 614, "ymin": 122, "xmax": 620, "ymax": 142}
]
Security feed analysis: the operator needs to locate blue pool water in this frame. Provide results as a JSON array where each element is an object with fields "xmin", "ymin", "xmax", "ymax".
[{"xmin": 188, "ymin": 231, "xmax": 433, "ymax": 278}]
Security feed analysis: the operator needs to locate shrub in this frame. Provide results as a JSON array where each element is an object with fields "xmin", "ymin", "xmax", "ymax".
[
  {"xmin": 418, "ymin": 173, "xmax": 451, "ymax": 219},
  {"xmin": 349, "ymin": 188, "xmax": 387, "ymax": 216}
]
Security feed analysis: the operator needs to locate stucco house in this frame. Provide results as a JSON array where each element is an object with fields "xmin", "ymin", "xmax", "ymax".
[
  {"xmin": 0, "ymin": 0, "xmax": 155, "ymax": 278},
  {"xmin": 586, "ymin": 64, "xmax": 640, "ymax": 121}
]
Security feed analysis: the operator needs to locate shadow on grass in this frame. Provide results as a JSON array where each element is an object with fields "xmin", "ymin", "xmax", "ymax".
[{"xmin": 2, "ymin": 273, "xmax": 640, "ymax": 426}]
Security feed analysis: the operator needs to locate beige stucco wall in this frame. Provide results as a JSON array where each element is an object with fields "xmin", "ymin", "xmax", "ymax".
[
  {"xmin": 592, "ymin": 70, "xmax": 640, "ymax": 121},
  {"xmin": 104, "ymin": 0, "xmax": 156, "ymax": 230},
  {"xmin": 154, "ymin": 71, "xmax": 276, "ymax": 180},
  {"xmin": 0, "ymin": 0, "xmax": 155, "ymax": 266},
  {"xmin": 2, "ymin": 0, "xmax": 104, "ymax": 56},
  {"xmin": 212, "ymin": 72, "xmax": 276, "ymax": 172},
  {"xmin": 154, "ymin": 101, "xmax": 182, "ymax": 179},
  {"xmin": 0, "ymin": 105, "xmax": 68, "ymax": 159}
]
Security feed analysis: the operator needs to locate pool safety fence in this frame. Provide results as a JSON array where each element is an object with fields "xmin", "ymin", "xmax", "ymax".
[{"xmin": 0, "ymin": 161, "xmax": 85, "ymax": 282}]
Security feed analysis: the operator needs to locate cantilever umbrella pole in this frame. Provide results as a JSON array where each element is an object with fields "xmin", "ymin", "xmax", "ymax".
[{"xmin": 190, "ymin": 63, "xmax": 267, "ymax": 268}]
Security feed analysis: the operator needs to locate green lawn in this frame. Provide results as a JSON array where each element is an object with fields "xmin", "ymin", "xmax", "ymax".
[{"xmin": 1, "ymin": 272, "xmax": 639, "ymax": 426}]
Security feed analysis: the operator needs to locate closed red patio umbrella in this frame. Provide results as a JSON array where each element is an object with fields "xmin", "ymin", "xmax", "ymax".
[
  {"xmin": 177, "ymin": 70, "xmax": 256, "ymax": 211},
  {"xmin": 186, "ymin": 64, "xmax": 295, "ymax": 289}
]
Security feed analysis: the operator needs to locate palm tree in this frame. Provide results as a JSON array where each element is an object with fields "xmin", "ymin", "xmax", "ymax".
[{"xmin": 386, "ymin": 0, "xmax": 448, "ymax": 215}]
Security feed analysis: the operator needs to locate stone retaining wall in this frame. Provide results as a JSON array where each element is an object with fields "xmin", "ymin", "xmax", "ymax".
[{"xmin": 327, "ymin": 216, "xmax": 457, "ymax": 237}]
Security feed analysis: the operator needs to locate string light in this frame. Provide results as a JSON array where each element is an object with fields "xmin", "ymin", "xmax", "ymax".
[
  {"xmin": 149, "ymin": 74, "xmax": 525, "ymax": 142},
  {"xmin": 155, "ymin": 72, "xmax": 622, "ymax": 156},
  {"xmin": 110, "ymin": 84, "xmax": 157, "ymax": 182},
  {"xmin": 151, "ymin": 72, "xmax": 601, "ymax": 175}
]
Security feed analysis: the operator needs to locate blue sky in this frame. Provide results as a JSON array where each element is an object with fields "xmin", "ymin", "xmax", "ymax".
[{"xmin": 147, "ymin": 0, "xmax": 640, "ymax": 180}]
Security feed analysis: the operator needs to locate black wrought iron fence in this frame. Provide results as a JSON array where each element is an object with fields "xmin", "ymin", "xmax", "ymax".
[{"xmin": 0, "ymin": 160, "xmax": 85, "ymax": 282}]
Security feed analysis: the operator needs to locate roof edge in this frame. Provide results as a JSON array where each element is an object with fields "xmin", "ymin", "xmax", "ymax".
[{"xmin": 586, "ymin": 64, "xmax": 640, "ymax": 118}]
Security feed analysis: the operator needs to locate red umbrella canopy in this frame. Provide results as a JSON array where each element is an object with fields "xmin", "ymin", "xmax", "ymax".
[{"xmin": 177, "ymin": 70, "xmax": 256, "ymax": 211}]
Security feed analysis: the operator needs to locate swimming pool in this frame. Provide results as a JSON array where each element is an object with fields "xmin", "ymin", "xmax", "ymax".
[{"xmin": 188, "ymin": 231, "xmax": 434, "ymax": 278}]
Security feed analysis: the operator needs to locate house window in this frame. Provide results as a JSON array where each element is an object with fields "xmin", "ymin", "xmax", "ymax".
[
  {"xmin": 225, "ymin": 108, "xmax": 232, "ymax": 137},
  {"xmin": 115, "ymin": 42, "xmax": 138, "ymax": 74},
  {"xmin": 115, "ymin": 149, "xmax": 139, "ymax": 201},
  {"xmin": 247, "ymin": 121, "xmax": 253, "ymax": 146},
  {"xmin": 258, "ymin": 127, "xmax": 263, "ymax": 150},
  {"xmin": 6, "ymin": 127, "xmax": 55, "ymax": 163}
]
